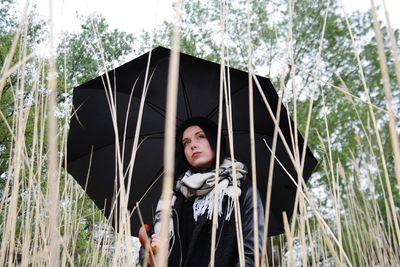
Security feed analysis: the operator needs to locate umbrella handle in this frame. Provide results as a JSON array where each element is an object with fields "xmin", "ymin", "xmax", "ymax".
[{"xmin": 138, "ymin": 224, "xmax": 157, "ymax": 266}]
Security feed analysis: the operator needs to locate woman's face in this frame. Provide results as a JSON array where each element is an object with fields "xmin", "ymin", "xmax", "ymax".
[{"xmin": 182, "ymin": 125, "xmax": 215, "ymax": 169}]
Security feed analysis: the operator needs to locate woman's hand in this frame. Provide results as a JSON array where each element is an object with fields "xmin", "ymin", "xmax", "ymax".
[
  {"xmin": 149, "ymin": 233, "xmax": 160, "ymax": 254},
  {"xmin": 138, "ymin": 224, "xmax": 158, "ymax": 267}
]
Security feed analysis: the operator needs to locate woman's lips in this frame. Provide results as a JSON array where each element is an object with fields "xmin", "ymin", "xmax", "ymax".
[{"xmin": 192, "ymin": 152, "xmax": 201, "ymax": 158}]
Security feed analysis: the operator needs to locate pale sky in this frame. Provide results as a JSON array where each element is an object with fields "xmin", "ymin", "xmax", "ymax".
[
  {"xmin": 22, "ymin": 0, "xmax": 399, "ymax": 39},
  {"xmin": 30, "ymin": 0, "xmax": 174, "ymax": 38}
]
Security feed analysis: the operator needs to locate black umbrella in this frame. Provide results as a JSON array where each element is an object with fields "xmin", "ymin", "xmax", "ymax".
[{"xmin": 66, "ymin": 46, "xmax": 317, "ymax": 237}]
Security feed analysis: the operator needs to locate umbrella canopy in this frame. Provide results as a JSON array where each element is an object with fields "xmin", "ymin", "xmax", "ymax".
[{"xmin": 66, "ymin": 46, "xmax": 318, "ymax": 237}]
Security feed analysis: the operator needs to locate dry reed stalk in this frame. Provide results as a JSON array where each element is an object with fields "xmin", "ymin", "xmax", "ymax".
[
  {"xmin": 342, "ymin": 205, "xmax": 358, "ymax": 264},
  {"xmin": 341, "ymin": 159, "xmax": 367, "ymax": 264},
  {"xmin": 298, "ymin": 197, "xmax": 307, "ymax": 267},
  {"xmin": 332, "ymin": 164, "xmax": 344, "ymax": 265},
  {"xmin": 342, "ymin": 1, "xmax": 400, "ymax": 248},
  {"xmin": 370, "ymin": 0, "xmax": 400, "ymax": 194},
  {"xmin": 84, "ymin": 15, "xmax": 139, "ymax": 266},
  {"xmin": 289, "ymin": 189, "xmax": 300, "ymax": 241},
  {"xmin": 83, "ymin": 18, "xmax": 133, "ymax": 266},
  {"xmin": 58, "ymin": 89, "xmax": 75, "ymax": 267},
  {"xmin": 347, "ymin": 146, "xmax": 400, "ymax": 266},
  {"xmin": 226, "ymin": 66, "xmax": 246, "ymax": 266},
  {"xmin": 287, "ymin": 63, "xmax": 394, "ymax": 115},
  {"xmin": 254, "ymin": 14, "xmax": 307, "ymax": 258},
  {"xmin": 47, "ymin": 0, "xmax": 61, "ymax": 265},
  {"xmin": 311, "ymin": 133, "xmax": 353, "ymax": 266},
  {"xmin": 2, "ymin": 0, "xmax": 400, "ymax": 266},
  {"xmin": 287, "ymin": 0, "xmax": 300, "ymax": 172},
  {"xmin": 103, "ymin": 20, "xmax": 159, "ymax": 257},
  {"xmin": 252, "ymin": 2, "xmax": 324, "ymax": 263},
  {"xmin": 157, "ymin": 0, "xmax": 182, "ymax": 266},
  {"xmin": 0, "ymin": 1, "xmax": 28, "ymax": 100},
  {"xmin": 245, "ymin": 0, "xmax": 261, "ymax": 265},
  {"xmin": 282, "ymin": 212, "xmax": 294, "ymax": 266},
  {"xmin": 0, "ymin": 19, "xmax": 34, "ymax": 266},
  {"xmin": 20, "ymin": 56, "xmax": 44, "ymax": 267},
  {"xmin": 210, "ymin": 0, "xmax": 228, "ymax": 265},
  {"xmin": 255, "ymin": 82, "xmax": 349, "ymax": 266},
  {"xmin": 136, "ymin": 203, "xmax": 156, "ymax": 267},
  {"xmin": 352, "ymin": 117, "xmax": 397, "ymax": 252},
  {"xmin": 259, "ymin": 71, "xmax": 285, "ymax": 265},
  {"xmin": 296, "ymin": 1, "xmax": 332, "ymax": 264},
  {"xmin": 350, "ymin": 183, "xmax": 373, "ymax": 263},
  {"xmin": 122, "ymin": 49, "xmax": 159, "ymax": 224},
  {"xmin": 119, "ymin": 0, "xmax": 161, "ymax": 201},
  {"xmin": 213, "ymin": 42, "xmax": 247, "ymax": 265},
  {"xmin": 2, "ymin": 7, "xmax": 113, "ymax": 265},
  {"xmin": 285, "ymin": 1, "xmax": 305, "ymax": 266},
  {"xmin": 381, "ymin": 0, "xmax": 400, "ymax": 89},
  {"xmin": 358, "ymin": 153, "xmax": 391, "ymax": 240},
  {"xmin": 304, "ymin": 208, "xmax": 317, "ymax": 267},
  {"xmin": 271, "ymin": 52, "xmax": 396, "ymax": 118}
]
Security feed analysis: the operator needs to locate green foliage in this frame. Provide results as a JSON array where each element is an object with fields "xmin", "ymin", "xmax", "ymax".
[
  {"xmin": 0, "ymin": 0, "xmax": 46, "ymax": 176},
  {"xmin": 56, "ymin": 14, "xmax": 135, "ymax": 87}
]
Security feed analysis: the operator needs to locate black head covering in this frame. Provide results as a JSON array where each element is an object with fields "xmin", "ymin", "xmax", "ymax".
[{"xmin": 175, "ymin": 117, "xmax": 227, "ymax": 179}]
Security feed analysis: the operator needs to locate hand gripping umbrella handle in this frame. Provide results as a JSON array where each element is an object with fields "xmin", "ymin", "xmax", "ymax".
[{"xmin": 138, "ymin": 224, "xmax": 157, "ymax": 266}]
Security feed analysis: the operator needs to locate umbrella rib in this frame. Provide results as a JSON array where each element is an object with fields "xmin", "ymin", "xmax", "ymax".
[
  {"xmin": 205, "ymin": 81, "xmax": 246, "ymax": 119},
  {"xmin": 67, "ymin": 133, "xmax": 166, "ymax": 163},
  {"xmin": 144, "ymin": 100, "xmax": 168, "ymax": 119},
  {"xmin": 140, "ymin": 76, "xmax": 190, "ymax": 123},
  {"xmin": 131, "ymin": 167, "xmax": 164, "ymax": 211},
  {"xmin": 179, "ymin": 74, "xmax": 193, "ymax": 118}
]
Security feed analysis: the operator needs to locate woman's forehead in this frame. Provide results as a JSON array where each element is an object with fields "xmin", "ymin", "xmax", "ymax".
[{"xmin": 182, "ymin": 125, "xmax": 204, "ymax": 139}]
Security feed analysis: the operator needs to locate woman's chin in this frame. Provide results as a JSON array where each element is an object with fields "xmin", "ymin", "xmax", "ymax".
[{"xmin": 191, "ymin": 160, "xmax": 214, "ymax": 171}]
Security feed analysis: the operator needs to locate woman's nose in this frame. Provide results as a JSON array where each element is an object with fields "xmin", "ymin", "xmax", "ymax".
[{"xmin": 190, "ymin": 142, "xmax": 197, "ymax": 149}]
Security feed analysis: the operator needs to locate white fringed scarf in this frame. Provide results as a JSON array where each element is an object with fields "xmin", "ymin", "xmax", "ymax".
[{"xmin": 153, "ymin": 158, "xmax": 247, "ymax": 238}]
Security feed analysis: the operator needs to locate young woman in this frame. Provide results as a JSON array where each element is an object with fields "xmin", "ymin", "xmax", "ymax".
[{"xmin": 140, "ymin": 117, "xmax": 264, "ymax": 266}]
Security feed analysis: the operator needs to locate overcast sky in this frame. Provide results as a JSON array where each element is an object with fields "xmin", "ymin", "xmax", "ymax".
[
  {"xmin": 31, "ymin": 0, "xmax": 174, "ymax": 38},
  {"xmin": 23, "ymin": 0, "xmax": 399, "ymax": 39}
]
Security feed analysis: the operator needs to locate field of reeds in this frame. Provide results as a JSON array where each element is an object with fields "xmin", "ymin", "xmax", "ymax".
[{"xmin": 0, "ymin": 0, "xmax": 399, "ymax": 266}]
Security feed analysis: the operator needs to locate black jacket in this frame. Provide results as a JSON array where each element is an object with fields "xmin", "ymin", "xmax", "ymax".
[{"xmin": 168, "ymin": 179, "xmax": 264, "ymax": 267}]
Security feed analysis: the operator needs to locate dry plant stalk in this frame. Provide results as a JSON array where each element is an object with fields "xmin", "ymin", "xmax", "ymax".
[
  {"xmin": 157, "ymin": 0, "xmax": 182, "ymax": 266},
  {"xmin": 47, "ymin": 0, "xmax": 60, "ymax": 265}
]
